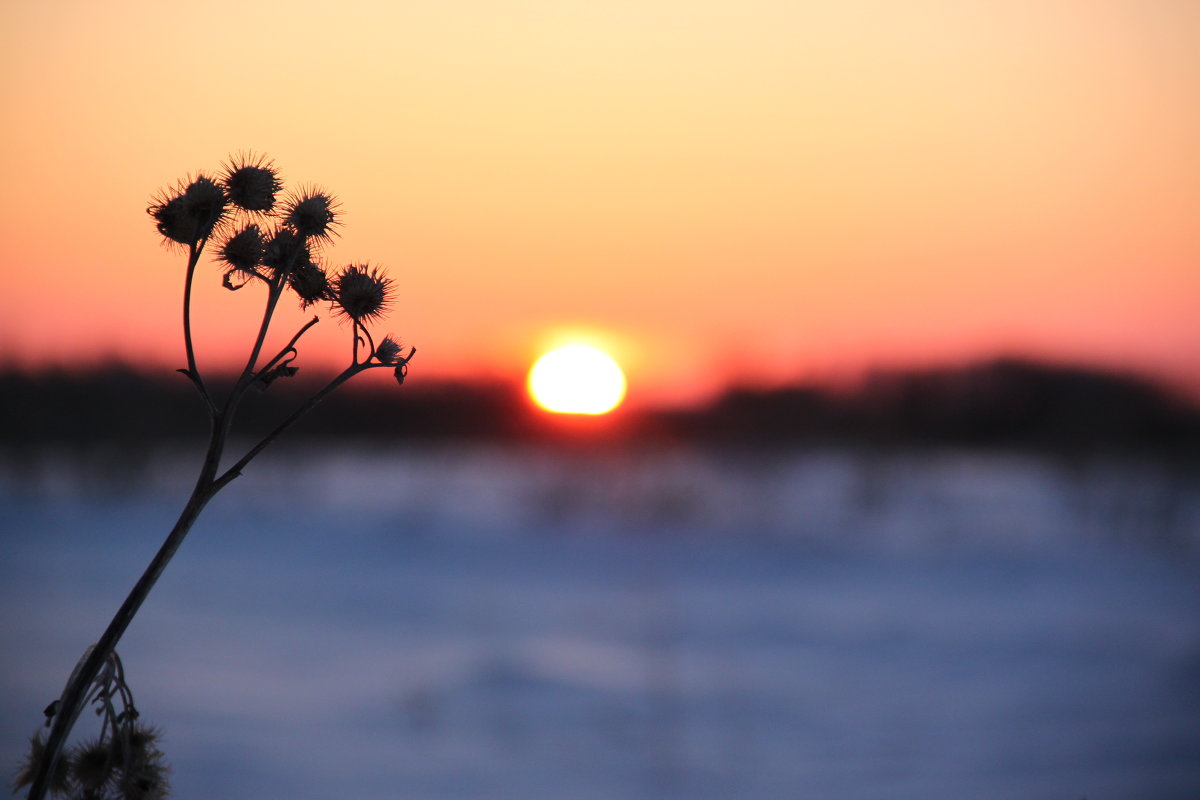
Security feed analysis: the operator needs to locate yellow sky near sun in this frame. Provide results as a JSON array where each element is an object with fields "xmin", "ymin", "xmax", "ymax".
[{"xmin": 0, "ymin": 0, "xmax": 1197, "ymax": 405}]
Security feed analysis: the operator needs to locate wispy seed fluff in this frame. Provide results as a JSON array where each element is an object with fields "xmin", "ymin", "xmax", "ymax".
[
  {"xmin": 114, "ymin": 723, "xmax": 171, "ymax": 799},
  {"xmin": 70, "ymin": 737, "xmax": 112, "ymax": 791},
  {"xmin": 334, "ymin": 264, "xmax": 392, "ymax": 322},
  {"xmin": 374, "ymin": 335, "xmax": 402, "ymax": 365},
  {"xmin": 13, "ymin": 733, "xmax": 69, "ymax": 796},
  {"xmin": 284, "ymin": 187, "xmax": 339, "ymax": 241},
  {"xmin": 222, "ymin": 154, "xmax": 281, "ymax": 213}
]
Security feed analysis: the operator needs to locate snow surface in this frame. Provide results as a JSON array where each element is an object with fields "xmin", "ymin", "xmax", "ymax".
[{"xmin": 2, "ymin": 444, "xmax": 1198, "ymax": 799}]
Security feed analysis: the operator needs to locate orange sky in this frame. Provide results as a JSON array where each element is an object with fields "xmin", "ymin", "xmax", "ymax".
[{"xmin": 1, "ymin": 0, "xmax": 1197, "ymax": 407}]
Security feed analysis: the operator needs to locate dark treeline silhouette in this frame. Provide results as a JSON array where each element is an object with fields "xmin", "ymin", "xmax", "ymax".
[
  {"xmin": 663, "ymin": 359, "xmax": 1200, "ymax": 453},
  {"xmin": 2, "ymin": 358, "xmax": 1198, "ymax": 454}
]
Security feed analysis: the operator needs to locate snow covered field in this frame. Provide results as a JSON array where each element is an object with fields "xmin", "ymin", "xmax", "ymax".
[{"xmin": 2, "ymin": 444, "xmax": 1198, "ymax": 799}]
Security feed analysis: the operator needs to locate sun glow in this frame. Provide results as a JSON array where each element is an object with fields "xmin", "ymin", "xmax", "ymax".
[{"xmin": 528, "ymin": 344, "xmax": 627, "ymax": 415}]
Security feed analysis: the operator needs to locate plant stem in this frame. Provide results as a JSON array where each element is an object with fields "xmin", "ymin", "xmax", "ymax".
[
  {"xmin": 181, "ymin": 240, "xmax": 215, "ymax": 414},
  {"xmin": 239, "ymin": 242, "xmax": 306, "ymax": 388},
  {"xmin": 26, "ymin": 437, "xmax": 222, "ymax": 800},
  {"xmin": 26, "ymin": 362, "xmax": 374, "ymax": 799},
  {"xmin": 214, "ymin": 366, "xmax": 361, "ymax": 491},
  {"xmin": 241, "ymin": 279, "xmax": 286, "ymax": 385},
  {"xmin": 253, "ymin": 315, "xmax": 320, "ymax": 381}
]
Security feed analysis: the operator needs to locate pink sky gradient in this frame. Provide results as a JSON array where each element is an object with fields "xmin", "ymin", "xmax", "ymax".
[{"xmin": 1, "ymin": 0, "xmax": 1197, "ymax": 406}]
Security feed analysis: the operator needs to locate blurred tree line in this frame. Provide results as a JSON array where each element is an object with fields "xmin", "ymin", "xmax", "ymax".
[{"xmin": 2, "ymin": 358, "xmax": 1197, "ymax": 455}]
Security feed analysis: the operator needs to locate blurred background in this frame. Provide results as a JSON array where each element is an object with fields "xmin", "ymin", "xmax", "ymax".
[{"xmin": 2, "ymin": 1, "xmax": 1199, "ymax": 798}]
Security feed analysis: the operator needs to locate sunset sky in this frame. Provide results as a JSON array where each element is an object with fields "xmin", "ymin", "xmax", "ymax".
[{"xmin": 1, "ymin": 0, "xmax": 1197, "ymax": 407}]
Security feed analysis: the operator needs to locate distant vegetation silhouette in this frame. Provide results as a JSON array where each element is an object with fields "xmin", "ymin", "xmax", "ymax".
[
  {"xmin": 3, "ymin": 357, "xmax": 1197, "ymax": 454},
  {"xmin": 668, "ymin": 359, "xmax": 1200, "ymax": 452}
]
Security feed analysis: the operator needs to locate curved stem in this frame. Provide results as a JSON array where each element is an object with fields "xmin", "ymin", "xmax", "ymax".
[
  {"xmin": 357, "ymin": 324, "xmax": 378, "ymax": 367},
  {"xmin": 27, "ymin": 428, "xmax": 226, "ymax": 800},
  {"xmin": 182, "ymin": 240, "xmax": 216, "ymax": 415}
]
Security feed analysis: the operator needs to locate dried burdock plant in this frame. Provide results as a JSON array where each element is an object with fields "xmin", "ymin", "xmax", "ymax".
[
  {"xmin": 16, "ymin": 652, "xmax": 170, "ymax": 800},
  {"xmin": 17, "ymin": 154, "xmax": 414, "ymax": 800}
]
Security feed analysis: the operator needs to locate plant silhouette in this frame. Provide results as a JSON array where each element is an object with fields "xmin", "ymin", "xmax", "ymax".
[{"xmin": 15, "ymin": 154, "xmax": 413, "ymax": 800}]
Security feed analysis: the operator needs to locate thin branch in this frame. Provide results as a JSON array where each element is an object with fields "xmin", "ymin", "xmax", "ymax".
[
  {"xmin": 239, "ymin": 278, "xmax": 287, "ymax": 385},
  {"xmin": 217, "ymin": 241, "xmax": 312, "ymax": 443},
  {"xmin": 213, "ymin": 365, "xmax": 363, "ymax": 491},
  {"xmin": 234, "ymin": 240, "xmax": 307, "ymax": 398},
  {"xmin": 252, "ymin": 315, "xmax": 320, "ymax": 381}
]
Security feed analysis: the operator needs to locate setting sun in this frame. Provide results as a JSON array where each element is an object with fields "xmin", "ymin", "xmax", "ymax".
[{"xmin": 528, "ymin": 344, "xmax": 627, "ymax": 415}]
